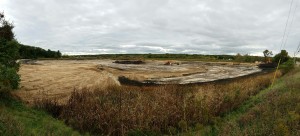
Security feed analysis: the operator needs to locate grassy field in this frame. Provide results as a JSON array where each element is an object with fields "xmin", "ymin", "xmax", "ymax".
[
  {"xmin": 0, "ymin": 93, "xmax": 80, "ymax": 136},
  {"xmin": 186, "ymin": 67, "xmax": 300, "ymax": 135}
]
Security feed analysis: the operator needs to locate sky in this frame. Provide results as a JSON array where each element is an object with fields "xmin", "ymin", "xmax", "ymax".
[{"xmin": 1, "ymin": 0, "xmax": 300, "ymax": 56}]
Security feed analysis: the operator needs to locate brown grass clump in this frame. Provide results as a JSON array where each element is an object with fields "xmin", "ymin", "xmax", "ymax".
[
  {"xmin": 34, "ymin": 98, "xmax": 62, "ymax": 118},
  {"xmin": 196, "ymin": 71, "xmax": 278, "ymax": 117},
  {"xmin": 36, "ymin": 71, "xmax": 278, "ymax": 135}
]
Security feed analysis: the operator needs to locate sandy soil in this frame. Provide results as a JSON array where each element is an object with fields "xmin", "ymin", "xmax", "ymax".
[{"xmin": 13, "ymin": 60, "xmax": 119, "ymax": 104}]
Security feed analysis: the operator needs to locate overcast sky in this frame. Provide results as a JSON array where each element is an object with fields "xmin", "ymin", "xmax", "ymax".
[{"xmin": 1, "ymin": 0, "xmax": 300, "ymax": 56}]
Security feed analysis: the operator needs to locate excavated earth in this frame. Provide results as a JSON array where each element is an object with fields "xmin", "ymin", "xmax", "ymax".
[
  {"xmin": 97, "ymin": 60, "xmax": 262, "ymax": 84},
  {"xmin": 14, "ymin": 60, "xmax": 262, "ymax": 104}
]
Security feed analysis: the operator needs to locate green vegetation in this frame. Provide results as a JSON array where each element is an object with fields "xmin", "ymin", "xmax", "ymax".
[
  {"xmin": 19, "ymin": 44, "xmax": 62, "ymax": 59},
  {"xmin": 272, "ymin": 50, "xmax": 295, "ymax": 74},
  {"xmin": 63, "ymin": 53, "xmax": 265, "ymax": 62},
  {"xmin": 187, "ymin": 67, "xmax": 300, "ymax": 136},
  {"xmin": 274, "ymin": 50, "xmax": 290, "ymax": 64},
  {"xmin": 0, "ymin": 93, "xmax": 80, "ymax": 136},
  {"xmin": 263, "ymin": 49, "xmax": 273, "ymax": 63},
  {"xmin": 280, "ymin": 59, "xmax": 295, "ymax": 74},
  {"xmin": 0, "ymin": 12, "xmax": 20, "ymax": 91}
]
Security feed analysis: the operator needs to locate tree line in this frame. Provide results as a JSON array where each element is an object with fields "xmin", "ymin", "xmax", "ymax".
[{"xmin": 19, "ymin": 44, "xmax": 61, "ymax": 59}]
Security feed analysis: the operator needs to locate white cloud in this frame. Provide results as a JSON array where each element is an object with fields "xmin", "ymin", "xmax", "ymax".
[
  {"xmin": 1, "ymin": 0, "xmax": 300, "ymax": 56},
  {"xmin": 120, "ymin": 44, "xmax": 136, "ymax": 48}
]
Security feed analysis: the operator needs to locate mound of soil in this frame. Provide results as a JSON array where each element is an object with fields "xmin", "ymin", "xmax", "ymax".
[
  {"xmin": 258, "ymin": 63, "xmax": 277, "ymax": 69},
  {"xmin": 114, "ymin": 60, "xmax": 145, "ymax": 64}
]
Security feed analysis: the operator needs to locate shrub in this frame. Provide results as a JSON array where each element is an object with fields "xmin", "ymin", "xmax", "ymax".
[
  {"xmin": 0, "ymin": 65, "xmax": 20, "ymax": 91},
  {"xmin": 279, "ymin": 59, "xmax": 295, "ymax": 74},
  {"xmin": 34, "ymin": 99, "xmax": 63, "ymax": 118},
  {"xmin": 273, "ymin": 50, "xmax": 290, "ymax": 64}
]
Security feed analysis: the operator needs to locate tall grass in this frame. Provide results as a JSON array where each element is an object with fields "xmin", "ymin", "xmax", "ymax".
[
  {"xmin": 0, "ymin": 111, "xmax": 25, "ymax": 135},
  {"xmin": 0, "ymin": 92, "xmax": 80, "ymax": 136},
  {"xmin": 216, "ymin": 68, "xmax": 300, "ymax": 136},
  {"xmin": 36, "ymin": 71, "xmax": 279, "ymax": 135}
]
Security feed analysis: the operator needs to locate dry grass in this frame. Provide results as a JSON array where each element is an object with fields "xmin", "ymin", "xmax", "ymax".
[{"xmin": 35, "ymin": 71, "xmax": 280, "ymax": 135}]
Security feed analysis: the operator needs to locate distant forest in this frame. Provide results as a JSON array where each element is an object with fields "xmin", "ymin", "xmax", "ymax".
[
  {"xmin": 19, "ymin": 44, "xmax": 61, "ymax": 59},
  {"xmin": 64, "ymin": 53, "xmax": 266, "ymax": 63}
]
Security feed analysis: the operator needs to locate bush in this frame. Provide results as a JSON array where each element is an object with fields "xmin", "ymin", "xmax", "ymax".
[
  {"xmin": 0, "ymin": 39, "xmax": 20, "ymax": 69},
  {"xmin": 273, "ymin": 50, "xmax": 290, "ymax": 64},
  {"xmin": 279, "ymin": 59, "xmax": 295, "ymax": 74},
  {"xmin": 0, "ymin": 65, "xmax": 20, "ymax": 91}
]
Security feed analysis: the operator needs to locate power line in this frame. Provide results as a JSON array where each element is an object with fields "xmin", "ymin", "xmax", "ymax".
[
  {"xmin": 282, "ymin": 0, "xmax": 299, "ymax": 49},
  {"xmin": 272, "ymin": 0, "xmax": 297, "ymax": 87},
  {"xmin": 294, "ymin": 42, "xmax": 300, "ymax": 56},
  {"xmin": 279, "ymin": 0, "xmax": 295, "ymax": 50},
  {"xmin": 293, "ymin": 42, "xmax": 300, "ymax": 64}
]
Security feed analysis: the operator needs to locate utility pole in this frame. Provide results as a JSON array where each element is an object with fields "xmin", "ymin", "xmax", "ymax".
[{"xmin": 294, "ymin": 41, "xmax": 300, "ymax": 64}]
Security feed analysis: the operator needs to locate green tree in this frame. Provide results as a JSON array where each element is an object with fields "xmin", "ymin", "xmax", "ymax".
[
  {"xmin": 0, "ymin": 18, "xmax": 14, "ymax": 41},
  {"xmin": 0, "ymin": 65, "xmax": 19, "ymax": 91},
  {"xmin": 273, "ymin": 50, "xmax": 290, "ymax": 64},
  {"xmin": 243, "ymin": 54, "xmax": 252, "ymax": 62},
  {"xmin": 263, "ymin": 49, "xmax": 273, "ymax": 63},
  {"xmin": 56, "ymin": 50, "xmax": 62, "ymax": 58},
  {"xmin": 0, "ymin": 12, "xmax": 20, "ymax": 91},
  {"xmin": 235, "ymin": 53, "xmax": 243, "ymax": 62},
  {"xmin": 0, "ymin": 39, "xmax": 20, "ymax": 69}
]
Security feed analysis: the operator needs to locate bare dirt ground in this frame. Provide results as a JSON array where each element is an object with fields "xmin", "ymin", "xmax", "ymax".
[
  {"xmin": 14, "ymin": 59, "xmax": 261, "ymax": 104},
  {"xmin": 98, "ymin": 60, "xmax": 261, "ymax": 84},
  {"xmin": 97, "ymin": 60, "xmax": 208, "ymax": 81},
  {"xmin": 13, "ymin": 60, "xmax": 119, "ymax": 104}
]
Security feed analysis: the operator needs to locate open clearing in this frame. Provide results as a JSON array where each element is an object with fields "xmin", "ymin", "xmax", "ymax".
[
  {"xmin": 14, "ymin": 60, "xmax": 261, "ymax": 104},
  {"xmin": 14, "ymin": 60, "xmax": 120, "ymax": 104}
]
